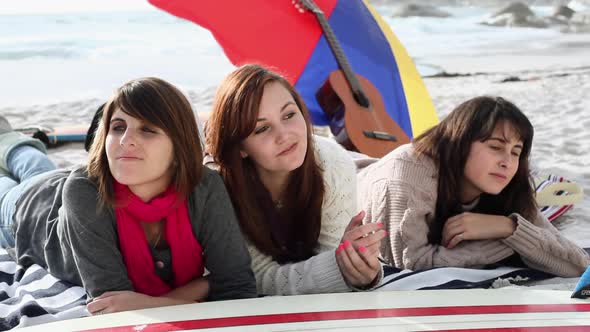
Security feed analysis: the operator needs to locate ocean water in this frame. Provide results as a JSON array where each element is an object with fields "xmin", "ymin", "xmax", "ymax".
[{"xmin": 0, "ymin": 2, "xmax": 589, "ymax": 107}]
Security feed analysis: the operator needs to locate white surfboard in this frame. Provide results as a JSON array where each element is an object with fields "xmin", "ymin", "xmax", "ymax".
[{"xmin": 20, "ymin": 289, "xmax": 590, "ymax": 332}]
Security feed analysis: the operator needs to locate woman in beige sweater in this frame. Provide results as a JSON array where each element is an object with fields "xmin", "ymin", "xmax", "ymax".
[{"xmin": 358, "ymin": 96, "xmax": 589, "ymax": 277}]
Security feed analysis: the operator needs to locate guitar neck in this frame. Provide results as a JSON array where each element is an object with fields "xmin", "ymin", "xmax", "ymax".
[{"xmin": 311, "ymin": 8, "xmax": 370, "ymax": 107}]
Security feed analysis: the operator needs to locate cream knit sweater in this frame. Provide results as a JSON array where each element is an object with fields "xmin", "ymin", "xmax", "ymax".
[
  {"xmin": 248, "ymin": 135, "xmax": 359, "ymax": 295},
  {"xmin": 357, "ymin": 144, "xmax": 589, "ymax": 277}
]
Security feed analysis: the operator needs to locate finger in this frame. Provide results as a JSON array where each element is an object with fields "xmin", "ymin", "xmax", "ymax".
[
  {"xmin": 87, "ymin": 299, "xmax": 110, "ymax": 315},
  {"xmin": 446, "ymin": 212, "xmax": 467, "ymax": 225},
  {"xmin": 336, "ymin": 251, "xmax": 359, "ymax": 286},
  {"xmin": 335, "ymin": 248, "xmax": 355, "ymax": 284},
  {"xmin": 337, "ymin": 241, "xmax": 363, "ymax": 283},
  {"xmin": 365, "ymin": 239, "xmax": 383, "ymax": 256},
  {"xmin": 345, "ymin": 210, "xmax": 365, "ymax": 232},
  {"xmin": 345, "ymin": 222, "xmax": 384, "ymax": 242},
  {"xmin": 446, "ymin": 233, "xmax": 464, "ymax": 249},
  {"xmin": 442, "ymin": 223, "xmax": 464, "ymax": 247},
  {"xmin": 442, "ymin": 219, "xmax": 463, "ymax": 240},
  {"xmin": 343, "ymin": 242, "xmax": 374, "ymax": 285},
  {"xmin": 352, "ymin": 229, "xmax": 387, "ymax": 250},
  {"xmin": 358, "ymin": 245, "xmax": 381, "ymax": 272}
]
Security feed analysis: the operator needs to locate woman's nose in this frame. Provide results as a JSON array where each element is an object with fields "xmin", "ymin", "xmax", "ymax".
[
  {"xmin": 120, "ymin": 129, "xmax": 137, "ymax": 147},
  {"xmin": 274, "ymin": 125, "xmax": 288, "ymax": 144},
  {"xmin": 499, "ymin": 150, "xmax": 512, "ymax": 169}
]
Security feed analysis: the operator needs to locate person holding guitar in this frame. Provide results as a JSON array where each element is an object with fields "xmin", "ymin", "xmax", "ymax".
[
  {"xmin": 357, "ymin": 96, "xmax": 589, "ymax": 277},
  {"xmin": 205, "ymin": 64, "xmax": 386, "ymax": 295}
]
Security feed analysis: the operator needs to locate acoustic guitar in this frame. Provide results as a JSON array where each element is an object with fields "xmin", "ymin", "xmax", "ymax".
[{"xmin": 294, "ymin": 0, "xmax": 409, "ymax": 158}]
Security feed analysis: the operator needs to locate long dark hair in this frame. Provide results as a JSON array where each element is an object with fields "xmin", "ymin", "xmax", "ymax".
[
  {"xmin": 413, "ymin": 96, "xmax": 536, "ymax": 244},
  {"xmin": 87, "ymin": 77, "xmax": 203, "ymax": 206},
  {"xmin": 206, "ymin": 64, "xmax": 325, "ymax": 263}
]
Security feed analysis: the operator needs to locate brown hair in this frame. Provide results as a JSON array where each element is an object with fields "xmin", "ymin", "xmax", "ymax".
[
  {"xmin": 206, "ymin": 64, "xmax": 325, "ymax": 262},
  {"xmin": 87, "ymin": 77, "xmax": 203, "ymax": 205},
  {"xmin": 413, "ymin": 96, "xmax": 536, "ymax": 244}
]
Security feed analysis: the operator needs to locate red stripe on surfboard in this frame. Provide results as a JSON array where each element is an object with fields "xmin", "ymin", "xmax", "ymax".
[
  {"xmin": 84, "ymin": 303, "xmax": 590, "ymax": 332},
  {"xmin": 438, "ymin": 327, "xmax": 590, "ymax": 332}
]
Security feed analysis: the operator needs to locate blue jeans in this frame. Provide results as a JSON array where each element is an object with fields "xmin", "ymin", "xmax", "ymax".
[{"xmin": 0, "ymin": 146, "xmax": 55, "ymax": 247}]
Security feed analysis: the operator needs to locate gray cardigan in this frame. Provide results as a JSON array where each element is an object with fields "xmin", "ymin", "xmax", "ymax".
[{"xmin": 11, "ymin": 166, "xmax": 256, "ymax": 300}]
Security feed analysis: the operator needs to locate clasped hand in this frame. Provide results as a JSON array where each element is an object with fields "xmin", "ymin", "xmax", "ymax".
[
  {"xmin": 336, "ymin": 211, "xmax": 387, "ymax": 288},
  {"xmin": 442, "ymin": 212, "xmax": 516, "ymax": 249},
  {"xmin": 87, "ymin": 291, "xmax": 159, "ymax": 315}
]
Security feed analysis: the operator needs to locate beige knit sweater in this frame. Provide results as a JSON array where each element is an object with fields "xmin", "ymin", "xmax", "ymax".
[{"xmin": 357, "ymin": 144, "xmax": 589, "ymax": 277}]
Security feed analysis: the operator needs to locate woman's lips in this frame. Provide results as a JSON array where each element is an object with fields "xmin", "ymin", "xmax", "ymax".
[
  {"xmin": 490, "ymin": 172, "xmax": 507, "ymax": 180},
  {"xmin": 277, "ymin": 142, "xmax": 297, "ymax": 156}
]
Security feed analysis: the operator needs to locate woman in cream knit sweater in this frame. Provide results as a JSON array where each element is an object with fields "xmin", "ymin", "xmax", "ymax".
[
  {"xmin": 358, "ymin": 96, "xmax": 589, "ymax": 277},
  {"xmin": 205, "ymin": 64, "xmax": 386, "ymax": 295}
]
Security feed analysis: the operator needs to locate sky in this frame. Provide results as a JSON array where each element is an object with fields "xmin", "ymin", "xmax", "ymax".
[{"xmin": 0, "ymin": 0, "xmax": 155, "ymax": 14}]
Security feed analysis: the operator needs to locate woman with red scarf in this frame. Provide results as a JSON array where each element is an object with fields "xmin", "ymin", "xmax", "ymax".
[{"xmin": 0, "ymin": 77, "xmax": 256, "ymax": 314}]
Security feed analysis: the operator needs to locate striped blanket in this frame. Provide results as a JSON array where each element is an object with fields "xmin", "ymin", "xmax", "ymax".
[{"xmin": 0, "ymin": 249, "xmax": 87, "ymax": 330}]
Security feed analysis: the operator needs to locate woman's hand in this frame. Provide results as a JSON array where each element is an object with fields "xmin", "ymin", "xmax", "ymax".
[
  {"xmin": 336, "ymin": 211, "xmax": 386, "ymax": 288},
  {"xmin": 87, "ymin": 291, "xmax": 190, "ymax": 315},
  {"xmin": 442, "ymin": 212, "xmax": 516, "ymax": 249}
]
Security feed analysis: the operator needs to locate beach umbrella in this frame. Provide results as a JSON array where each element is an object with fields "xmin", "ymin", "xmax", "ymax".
[{"xmin": 148, "ymin": 0, "xmax": 438, "ymax": 156}]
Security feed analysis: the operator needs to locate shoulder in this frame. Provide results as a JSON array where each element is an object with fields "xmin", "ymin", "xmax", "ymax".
[
  {"xmin": 64, "ymin": 167, "xmax": 97, "ymax": 187},
  {"xmin": 382, "ymin": 143, "xmax": 428, "ymax": 166},
  {"xmin": 192, "ymin": 167, "xmax": 227, "ymax": 196},
  {"xmin": 358, "ymin": 144, "xmax": 437, "ymax": 196},
  {"xmin": 188, "ymin": 167, "xmax": 232, "ymax": 212},
  {"xmin": 313, "ymin": 135, "xmax": 353, "ymax": 164},
  {"xmin": 361, "ymin": 144, "xmax": 436, "ymax": 181},
  {"xmin": 62, "ymin": 167, "xmax": 100, "ymax": 201},
  {"xmin": 312, "ymin": 135, "xmax": 355, "ymax": 179},
  {"xmin": 58, "ymin": 168, "xmax": 114, "ymax": 229}
]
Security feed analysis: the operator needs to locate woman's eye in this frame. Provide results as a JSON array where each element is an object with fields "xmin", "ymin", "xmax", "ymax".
[
  {"xmin": 142, "ymin": 126, "xmax": 156, "ymax": 133},
  {"xmin": 284, "ymin": 111, "xmax": 297, "ymax": 120},
  {"xmin": 111, "ymin": 125, "xmax": 125, "ymax": 132},
  {"xmin": 512, "ymin": 151, "xmax": 521, "ymax": 157},
  {"xmin": 254, "ymin": 126, "xmax": 269, "ymax": 135},
  {"xmin": 489, "ymin": 145, "xmax": 502, "ymax": 151}
]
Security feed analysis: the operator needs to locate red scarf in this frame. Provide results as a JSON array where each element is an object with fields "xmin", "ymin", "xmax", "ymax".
[{"xmin": 114, "ymin": 181, "xmax": 204, "ymax": 296}]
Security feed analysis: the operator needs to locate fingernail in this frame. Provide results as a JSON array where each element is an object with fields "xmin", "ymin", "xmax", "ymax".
[
  {"xmin": 382, "ymin": 229, "xmax": 388, "ymax": 234},
  {"xmin": 377, "ymin": 222, "xmax": 384, "ymax": 228},
  {"xmin": 359, "ymin": 246, "xmax": 367, "ymax": 253},
  {"xmin": 343, "ymin": 240, "xmax": 351, "ymax": 248}
]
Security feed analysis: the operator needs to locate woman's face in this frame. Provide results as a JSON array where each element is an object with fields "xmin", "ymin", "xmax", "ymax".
[
  {"xmin": 106, "ymin": 109, "xmax": 175, "ymax": 201},
  {"xmin": 240, "ymin": 81, "xmax": 308, "ymax": 181},
  {"xmin": 461, "ymin": 121, "xmax": 523, "ymax": 203}
]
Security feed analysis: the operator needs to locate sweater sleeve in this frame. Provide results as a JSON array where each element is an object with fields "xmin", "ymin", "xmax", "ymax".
[
  {"xmin": 60, "ymin": 175, "xmax": 133, "ymax": 299},
  {"xmin": 193, "ymin": 169, "xmax": 257, "ymax": 301},
  {"xmin": 248, "ymin": 242, "xmax": 349, "ymax": 295},
  {"xmin": 502, "ymin": 212, "xmax": 590, "ymax": 277}
]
